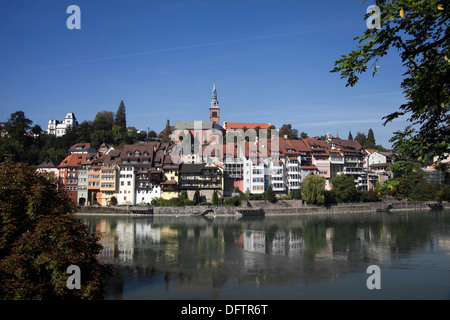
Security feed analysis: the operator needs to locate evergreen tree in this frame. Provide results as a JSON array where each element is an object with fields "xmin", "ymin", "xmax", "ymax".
[
  {"xmin": 348, "ymin": 131, "xmax": 353, "ymax": 140},
  {"xmin": 354, "ymin": 132, "xmax": 367, "ymax": 148},
  {"xmin": 114, "ymin": 100, "xmax": 127, "ymax": 130},
  {"xmin": 193, "ymin": 189, "xmax": 200, "ymax": 205},
  {"xmin": 365, "ymin": 128, "xmax": 376, "ymax": 149},
  {"xmin": 264, "ymin": 185, "xmax": 277, "ymax": 203},
  {"xmin": 212, "ymin": 190, "xmax": 219, "ymax": 206}
]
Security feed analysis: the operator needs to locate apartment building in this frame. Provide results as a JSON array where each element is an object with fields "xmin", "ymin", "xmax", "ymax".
[
  {"xmin": 58, "ymin": 152, "xmax": 90, "ymax": 204},
  {"xmin": 179, "ymin": 163, "xmax": 223, "ymax": 201}
]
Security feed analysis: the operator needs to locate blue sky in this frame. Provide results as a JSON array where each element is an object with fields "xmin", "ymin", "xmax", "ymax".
[{"xmin": 0, "ymin": 0, "xmax": 410, "ymax": 148}]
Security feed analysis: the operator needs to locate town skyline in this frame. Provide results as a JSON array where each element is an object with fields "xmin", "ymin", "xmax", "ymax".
[{"xmin": 0, "ymin": 1, "xmax": 410, "ymax": 148}]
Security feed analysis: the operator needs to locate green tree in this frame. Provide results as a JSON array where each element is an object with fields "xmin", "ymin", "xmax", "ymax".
[
  {"xmin": 92, "ymin": 111, "xmax": 114, "ymax": 132},
  {"xmin": 348, "ymin": 131, "xmax": 353, "ymax": 140},
  {"xmin": 5, "ymin": 111, "xmax": 32, "ymax": 141},
  {"xmin": 300, "ymin": 131, "xmax": 309, "ymax": 139},
  {"xmin": 264, "ymin": 185, "xmax": 277, "ymax": 203},
  {"xmin": 354, "ymin": 132, "xmax": 367, "ymax": 148},
  {"xmin": 331, "ymin": 1, "xmax": 449, "ymax": 160},
  {"xmin": 193, "ymin": 189, "xmax": 200, "ymax": 205},
  {"xmin": 114, "ymin": 100, "xmax": 127, "ymax": 130},
  {"xmin": 302, "ymin": 175, "xmax": 326, "ymax": 204},
  {"xmin": 290, "ymin": 189, "xmax": 302, "ymax": 199},
  {"xmin": 212, "ymin": 190, "xmax": 219, "ymax": 206},
  {"xmin": 0, "ymin": 158, "xmax": 107, "ymax": 299},
  {"xmin": 364, "ymin": 128, "xmax": 376, "ymax": 149},
  {"xmin": 330, "ymin": 174, "xmax": 359, "ymax": 203}
]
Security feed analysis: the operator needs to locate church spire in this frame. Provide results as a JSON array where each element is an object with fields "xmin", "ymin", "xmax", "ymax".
[
  {"xmin": 209, "ymin": 83, "xmax": 220, "ymax": 125},
  {"xmin": 210, "ymin": 83, "xmax": 219, "ymax": 109}
]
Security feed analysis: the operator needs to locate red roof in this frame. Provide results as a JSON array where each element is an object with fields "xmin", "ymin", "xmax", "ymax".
[
  {"xmin": 225, "ymin": 122, "xmax": 271, "ymax": 130},
  {"xmin": 58, "ymin": 153, "xmax": 89, "ymax": 168}
]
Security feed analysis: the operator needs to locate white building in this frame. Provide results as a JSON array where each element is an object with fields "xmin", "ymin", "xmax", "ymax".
[{"xmin": 47, "ymin": 112, "xmax": 78, "ymax": 137}]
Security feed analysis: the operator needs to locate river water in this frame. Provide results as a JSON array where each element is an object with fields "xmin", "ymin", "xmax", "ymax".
[{"xmin": 81, "ymin": 210, "xmax": 450, "ymax": 300}]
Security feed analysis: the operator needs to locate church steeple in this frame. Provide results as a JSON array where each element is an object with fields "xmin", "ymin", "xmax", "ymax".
[
  {"xmin": 210, "ymin": 83, "xmax": 220, "ymax": 124},
  {"xmin": 210, "ymin": 83, "xmax": 219, "ymax": 109}
]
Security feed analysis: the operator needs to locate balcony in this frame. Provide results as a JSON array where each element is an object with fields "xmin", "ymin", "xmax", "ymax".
[{"xmin": 330, "ymin": 158, "xmax": 344, "ymax": 164}]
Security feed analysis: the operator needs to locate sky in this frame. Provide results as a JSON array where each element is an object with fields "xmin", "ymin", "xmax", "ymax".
[{"xmin": 0, "ymin": 0, "xmax": 411, "ymax": 148}]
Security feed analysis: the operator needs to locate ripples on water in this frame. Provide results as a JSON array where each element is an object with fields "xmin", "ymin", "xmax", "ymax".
[{"xmin": 81, "ymin": 210, "xmax": 450, "ymax": 300}]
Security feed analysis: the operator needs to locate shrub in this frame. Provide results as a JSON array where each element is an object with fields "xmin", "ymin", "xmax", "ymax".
[{"xmin": 224, "ymin": 197, "xmax": 241, "ymax": 206}]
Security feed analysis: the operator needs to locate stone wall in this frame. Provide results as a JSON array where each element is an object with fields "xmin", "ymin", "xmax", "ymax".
[{"xmin": 77, "ymin": 200, "xmax": 449, "ymax": 216}]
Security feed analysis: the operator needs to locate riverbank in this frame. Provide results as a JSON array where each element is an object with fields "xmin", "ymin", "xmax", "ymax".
[{"xmin": 76, "ymin": 199, "xmax": 450, "ymax": 216}]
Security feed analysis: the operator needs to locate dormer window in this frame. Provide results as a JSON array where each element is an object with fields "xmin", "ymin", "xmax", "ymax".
[
  {"xmin": 134, "ymin": 151, "xmax": 140, "ymax": 157},
  {"xmin": 127, "ymin": 151, "xmax": 131, "ymax": 157}
]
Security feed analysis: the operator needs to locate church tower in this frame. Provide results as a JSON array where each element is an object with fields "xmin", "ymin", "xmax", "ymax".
[{"xmin": 209, "ymin": 83, "xmax": 220, "ymax": 125}]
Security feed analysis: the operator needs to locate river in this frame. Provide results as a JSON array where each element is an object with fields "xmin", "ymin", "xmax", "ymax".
[{"xmin": 80, "ymin": 210, "xmax": 450, "ymax": 300}]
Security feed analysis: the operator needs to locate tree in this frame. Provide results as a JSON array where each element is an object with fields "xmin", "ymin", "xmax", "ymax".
[
  {"xmin": 354, "ymin": 132, "xmax": 367, "ymax": 148},
  {"xmin": 300, "ymin": 131, "xmax": 309, "ymax": 139},
  {"xmin": 158, "ymin": 119, "xmax": 172, "ymax": 143},
  {"xmin": 264, "ymin": 185, "xmax": 277, "ymax": 203},
  {"xmin": 5, "ymin": 111, "xmax": 33, "ymax": 140},
  {"xmin": 31, "ymin": 124, "xmax": 42, "ymax": 136},
  {"xmin": 193, "ymin": 189, "xmax": 200, "ymax": 205},
  {"xmin": 212, "ymin": 190, "xmax": 219, "ymax": 206},
  {"xmin": 0, "ymin": 158, "xmax": 107, "ymax": 299},
  {"xmin": 331, "ymin": 1, "xmax": 449, "ymax": 160},
  {"xmin": 302, "ymin": 175, "xmax": 326, "ymax": 204},
  {"xmin": 348, "ymin": 131, "xmax": 353, "ymax": 140},
  {"xmin": 93, "ymin": 111, "xmax": 114, "ymax": 132},
  {"xmin": 114, "ymin": 100, "xmax": 127, "ymax": 130},
  {"xmin": 330, "ymin": 174, "xmax": 359, "ymax": 203},
  {"xmin": 279, "ymin": 124, "xmax": 298, "ymax": 140},
  {"xmin": 365, "ymin": 128, "xmax": 376, "ymax": 149},
  {"xmin": 290, "ymin": 189, "xmax": 302, "ymax": 199}
]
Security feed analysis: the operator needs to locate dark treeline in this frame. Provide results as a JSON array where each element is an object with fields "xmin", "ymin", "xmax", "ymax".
[{"xmin": 0, "ymin": 101, "xmax": 162, "ymax": 166}]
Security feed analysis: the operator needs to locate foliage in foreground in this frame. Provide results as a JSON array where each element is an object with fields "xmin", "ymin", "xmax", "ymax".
[{"xmin": 0, "ymin": 158, "xmax": 107, "ymax": 299}]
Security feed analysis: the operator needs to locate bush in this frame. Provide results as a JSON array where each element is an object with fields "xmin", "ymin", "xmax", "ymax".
[
  {"xmin": 223, "ymin": 197, "xmax": 241, "ymax": 206},
  {"xmin": 290, "ymin": 189, "xmax": 302, "ymax": 199}
]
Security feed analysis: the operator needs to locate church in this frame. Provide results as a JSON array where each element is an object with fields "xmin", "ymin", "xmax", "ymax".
[{"xmin": 172, "ymin": 84, "xmax": 225, "ymax": 146}]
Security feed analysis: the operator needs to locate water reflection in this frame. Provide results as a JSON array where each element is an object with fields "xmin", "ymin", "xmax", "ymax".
[{"xmin": 81, "ymin": 210, "xmax": 450, "ymax": 300}]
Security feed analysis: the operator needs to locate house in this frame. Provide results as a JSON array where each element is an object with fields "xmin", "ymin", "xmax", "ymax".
[
  {"xmin": 68, "ymin": 142, "xmax": 97, "ymax": 155},
  {"xmin": 47, "ymin": 112, "xmax": 78, "ymax": 137},
  {"xmin": 58, "ymin": 152, "xmax": 90, "ymax": 204},
  {"xmin": 161, "ymin": 164, "xmax": 180, "ymax": 200},
  {"xmin": 117, "ymin": 142, "xmax": 170, "ymax": 205},
  {"xmin": 178, "ymin": 162, "xmax": 223, "ymax": 201},
  {"xmin": 36, "ymin": 158, "xmax": 59, "ymax": 179}
]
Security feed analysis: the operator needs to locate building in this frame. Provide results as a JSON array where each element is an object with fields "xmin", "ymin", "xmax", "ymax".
[
  {"xmin": 117, "ymin": 142, "xmax": 170, "ymax": 205},
  {"xmin": 171, "ymin": 85, "xmax": 225, "ymax": 148},
  {"xmin": 58, "ymin": 152, "xmax": 89, "ymax": 204},
  {"xmin": 36, "ymin": 158, "xmax": 59, "ymax": 180},
  {"xmin": 161, "ymin": 164, "xmax": 180, "ymax": 200},
  {"xmin": 178, "ymin": 162, "xmax": 223, "ymax": 201},
  {"xmin": 47, "ymin": 112, "xmax": 78, "ymax": 137}
]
